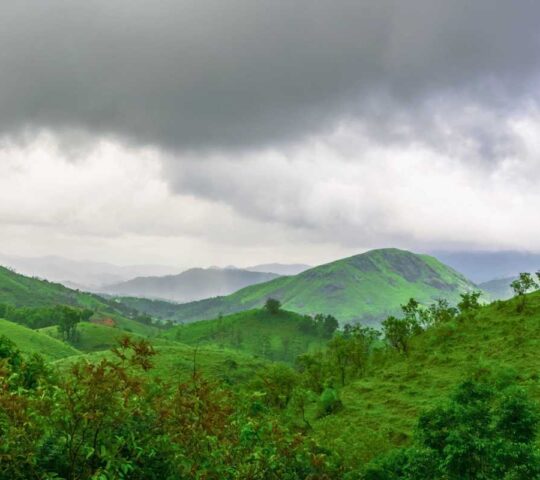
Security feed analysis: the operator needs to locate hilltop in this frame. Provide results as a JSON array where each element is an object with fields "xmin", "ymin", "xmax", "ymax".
[
  {"xmin": 100, "ymin": 267, "xmax": 279, "ymax": 303},
  {"xmin": 119, "ymin": 249, "xmax": 477, "ymax": 324}
]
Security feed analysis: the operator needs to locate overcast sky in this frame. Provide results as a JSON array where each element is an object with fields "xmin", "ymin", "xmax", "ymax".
[{"xmin": 1, "ymin": 1, "xmax": 540, "ymax": 269}]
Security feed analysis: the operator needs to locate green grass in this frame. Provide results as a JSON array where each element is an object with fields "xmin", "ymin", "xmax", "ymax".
[
  {"xmin": 55, "ymin": 343, "xmax": 268, "ymax": 386},
  {"xmin": 0, "ymin": 318, "xmax": 80, "ymax": 360},
  {"xmin": 120, "ymin": 248, "xmax": 478, "ymax": 325},
  {"xmin": 162, "ymin": 308, "xmax": 328, "ymax": 362},
  {"xmin": 309, "ymin": 291, "xmax": 540, "ymax": 468},
  {"xmin": 39, "ymin": 321, "xmax": 174, "ymax": 353}
]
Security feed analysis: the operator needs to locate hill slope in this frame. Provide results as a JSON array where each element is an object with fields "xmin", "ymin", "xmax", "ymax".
[
  {"xmin": 0, "ymin": 318, "xmax": 80, "ymax": 360},
  {"xmin": 162, "ymin": 308, "xmax": 329, "ymax": 362},
  {"xmin": 311, "ymin": 290, "xmax": 540, "ymax": 465},
  {"xmin": 101, "ymin": 267, "xmax": 279, "ymax": 303},
  {"xmin": 122, "ymin": 249, "xmax": 477, "ymax": 324}
]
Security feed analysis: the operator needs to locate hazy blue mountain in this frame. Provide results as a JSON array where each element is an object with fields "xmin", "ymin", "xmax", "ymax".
[
  {"xmin": 0, "ymin": 253, "xmax": 178, "ymax": 289},
  {"xmin": 432, "ymin": 251, "xmax": 540, "ymax": 283},
  {"xmin": 478, "ymin": 277, "xmax": 516, "ymax": 300},
  {"xmin": 246, "ymin": 263, "xmax": 311, "ymax": 275},
  {"xmin": 101, "ymin": 267, "xmax": 280, "ymax": 303}
]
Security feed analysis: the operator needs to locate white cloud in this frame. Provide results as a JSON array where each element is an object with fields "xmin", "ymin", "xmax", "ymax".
[{"xmin": 1, "ymin": 104, "xmax": 540, "ymax": 268}]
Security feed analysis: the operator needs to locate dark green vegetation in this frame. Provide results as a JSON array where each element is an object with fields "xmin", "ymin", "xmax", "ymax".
[
  {"xmin": 163, "ymin": 308, "xmax": 337, "ymax": 362},
  {"xmin": 118, "ymin": 248, "xmax": 478, "ymax": 325},
  {"xmin": 101, "ymin": 267, "xmax": 279, "ymax": 303}
]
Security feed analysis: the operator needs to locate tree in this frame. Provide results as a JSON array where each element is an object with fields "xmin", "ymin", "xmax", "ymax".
[
  {"xmin": 326, "ymin": 335, "xmax": 351, "ymax": 386},
  {"xmin": 264, "ymin": 297, "xmax": 281, "ymax": 314},
  {"xmin": 457, "ymin": 291, "xmax": 482, "ymax": 317},
  {"xmin": 511, "ymin": 272, "xmax": 539, "ymax": 311},
  {"xmin": 382, "ymin": 315, "xmax": 418, "ymax": 355},
  {"xmin": 57, "ymin": 306, "xmax": 83, "ymax": 343},
  {"xmin": 365, "ymin": 378, "xmax": 540, "ymax": 480}
]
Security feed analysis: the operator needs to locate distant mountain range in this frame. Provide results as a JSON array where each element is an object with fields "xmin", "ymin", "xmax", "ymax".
[
  {"xmin": 432, "ymin": 251, "xmax": 540, "ymax": 283},
  {"xmin": 100, "ymin": 268, "xmax": 280, "ymax": 303},
  {"xmin": 0, "ymin": 253, "xmax": 178, "ymax": 288},
  {"xmin": 118, "ymin": 248, "xmax": 477, "ymax": 325},
  {"xmin": 245, "ymin": 263, "xmax": 311, "ymax": 275},
  {"xmin": 478, "ymin": 277, "xmax": 515, "ymax": 300}
]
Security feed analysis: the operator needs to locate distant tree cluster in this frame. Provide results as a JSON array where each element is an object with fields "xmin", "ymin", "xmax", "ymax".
[
  {"xmin": 298, "ymin": 313, "xmax": 339, "ymax": 338},
  {"xmin": 0, "ymin": 303, "xmax": 93, "ymax": 343},
  {"xmin": 511, "ymin": 272, "xmax": 540, "ymax": 311},
  {"xmin": 381, "ymin": 293, "xmax": 482, "ymax": 356}
]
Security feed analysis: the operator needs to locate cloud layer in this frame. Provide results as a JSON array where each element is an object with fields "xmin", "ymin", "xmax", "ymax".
[
  {"xmin": 1, "ymin": 1, "xmax": 539, "ymax": 150},
  {"xmin": 1, "ymin": 2, "xmax": 540, "ymax": 265}
]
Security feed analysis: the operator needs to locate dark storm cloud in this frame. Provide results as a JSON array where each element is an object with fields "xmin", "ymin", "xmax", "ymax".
[{"xmin": 0, "ymin": 0, "xmax": 539, "ymax": 151}]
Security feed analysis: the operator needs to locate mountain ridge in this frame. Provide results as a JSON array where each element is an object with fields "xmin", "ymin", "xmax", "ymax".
[
  {"xmin": 100, "ymin": 267, "xmax": 280, "ymax": 303},
  {"xmin": 116, "ymin": 248, "xmax": 478, "ymax": 325}
]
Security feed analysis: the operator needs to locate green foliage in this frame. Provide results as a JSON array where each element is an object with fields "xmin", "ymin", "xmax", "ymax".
[
  {"xmin": 265, "ymin": 297, "xmax": 281, "ymax": 314},
  {"xmin": 364, "ymin": 378, "xmax": 540, "ymax": 479},
  {"xmin": 457, "ymin": 291, "xmax": 482, "ymax": 315},
  {"xmin": 511, "ymin": 272, "xmax": 539, "ymax": 311},
  {"xmin": 0, "ymin": 338, "xmax": 341, "ymax": 479},
  {"xmin": 165, "ymin": 308, "xmax": 328, "ymax": 362},
  {"xmin": 0, "ymin": 319, "xmax": 80, "ymax": 360}
]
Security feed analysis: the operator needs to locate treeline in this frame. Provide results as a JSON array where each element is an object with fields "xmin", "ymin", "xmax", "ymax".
[{"xmin": 0, "ymin": 304, "xmax": 93, "ymax": 341}]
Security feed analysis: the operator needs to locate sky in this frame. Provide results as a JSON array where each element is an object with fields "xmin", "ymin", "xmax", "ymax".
[{"xmin": 1, "ymin": 1, "xmax": 540, "ymax": 269}]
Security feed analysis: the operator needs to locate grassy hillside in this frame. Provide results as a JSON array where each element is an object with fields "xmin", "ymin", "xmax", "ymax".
[
  {"xmin": 162, "ymin": 308, "xmax": 329, "ymax": 362},
  {"xmin": 39, "ymin": 321, "xmax": 172, "ymax": 353},
  {"xmin": 0, "ymin": 318, "xmax": 80, "ymax": 360},
  {"xmin": 55, "ymin": 342, "xmax": 268, "ymax": 386},
  {"xmin": 0, "ymin": 265, "xmax": 139, "ymax": 316},
  {"xmin": 310, "ymin": 290, "xmax": 540, "ymax": 467},
  {"xmin": 121, "ymin": 249, "xmax": 477, "ymax": 325}
]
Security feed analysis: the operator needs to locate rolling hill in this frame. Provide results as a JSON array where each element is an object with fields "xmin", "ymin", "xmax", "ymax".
[
  {"xmin": 0, "ymin": 318, "xmax": 80, "ymax": 360},
  {"xmin": 0, "ymin": 265, "xmax": 117, "ymax": 310},
  {"xmin": 119, "ymin": 249, "xmax": 478, "ymax": 325},
  {"xmin": 162, "ymin": 308, "xmax": 329, "ymax": 362},
  {"xmin": 100, "ymin": 267, "xmax": 280, "ymax": 303}
]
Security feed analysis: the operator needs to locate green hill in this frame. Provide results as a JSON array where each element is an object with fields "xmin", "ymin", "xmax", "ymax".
[
  {"xmin": 162, "ymin": 308, "xmax": 330, "ymax": 362},
  {"xmin": 309, "ymin": 290, "xmax": 540, "ymax": 466},
  {"xmin": 120, "ymin": 249, "xmax": 477, "ymax": 324},
  {"xmin": 0, "ymin": 318, "xmax": 80, "ymax": 360},
  {"xmin": 54, "ymin": 342, "xmax": 268, "ymax": 386},
  {"xmin": 0, "ymin": 265, "xmax": 139, "ymax": 316},
  {"xmin": 39, "ymin": 321, "xmax": 172, "ymax": 353}
]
